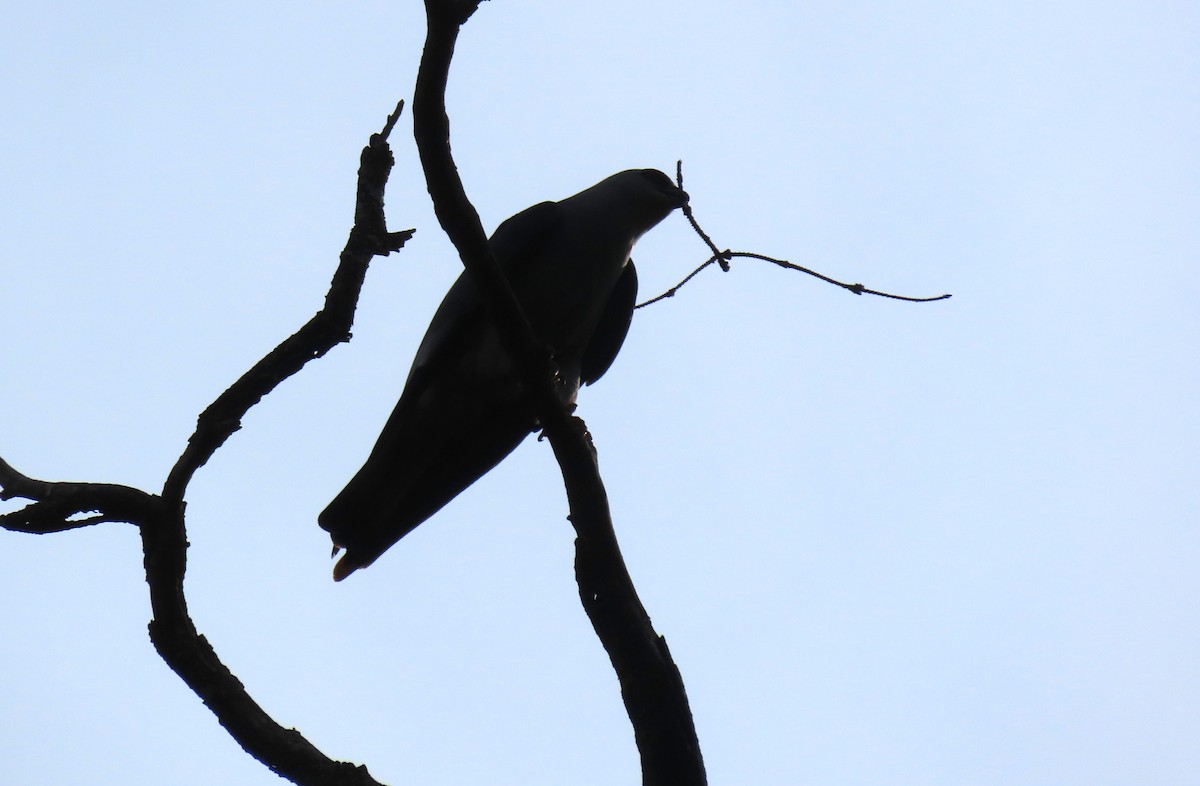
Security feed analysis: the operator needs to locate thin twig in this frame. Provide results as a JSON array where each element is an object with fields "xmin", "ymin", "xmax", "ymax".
[
  {"xmin": 675, "ymin": 161, "xmax": 731, "ymax": 273},
  {"xmin": 638, "ymin": 161, "xmax": 952, "ymax": 308}
]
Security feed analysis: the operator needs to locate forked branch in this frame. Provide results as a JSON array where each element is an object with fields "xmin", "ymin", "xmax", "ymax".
[{"xmin": 2, "ymin": 104, "xmax": 412, "ymax": 786}]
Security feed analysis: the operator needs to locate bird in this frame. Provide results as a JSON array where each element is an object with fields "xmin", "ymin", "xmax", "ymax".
[{"xmin": 319, "ymin": 169, "xmax": 689, "ymax": 579}]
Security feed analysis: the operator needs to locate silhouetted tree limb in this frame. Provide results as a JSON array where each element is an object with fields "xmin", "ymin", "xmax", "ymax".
[
  {"xmin": 413, "ymin": 3, "xmax": 706, "ymax": 785},
  {"xmin": 137, "ymin": 102, "xmax": 412, "ymax": 786},
  {"xmin": 163, "ymin": 104, "xmax": 413, "ymax": 505},
  {"xmin": 0, "ymin": 457, "xmax": 155, "ymax": 533},
  {"xmin": 2, "ymin": 104, "xmax": 411, "ymax": 786}
]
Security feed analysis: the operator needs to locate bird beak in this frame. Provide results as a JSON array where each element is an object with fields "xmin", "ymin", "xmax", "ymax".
[{"xmin": 673, "ymin": 189, "xmax": 690, "ymax": 208}]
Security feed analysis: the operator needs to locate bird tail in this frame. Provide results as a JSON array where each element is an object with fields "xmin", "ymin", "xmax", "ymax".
[{"xmin": 332, "ymin": 551, "xmax": 362, "ymax": 581}]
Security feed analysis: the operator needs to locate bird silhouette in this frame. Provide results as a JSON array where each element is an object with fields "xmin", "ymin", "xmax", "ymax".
[{"xmin": 320, "ymin": 169, "xmax": 688, "ymax": 579}]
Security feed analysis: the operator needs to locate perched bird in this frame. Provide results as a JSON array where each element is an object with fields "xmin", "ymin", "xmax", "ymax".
[{"xmin": 320, "ymin": 169, "xmax": 689, "ymax": 579}]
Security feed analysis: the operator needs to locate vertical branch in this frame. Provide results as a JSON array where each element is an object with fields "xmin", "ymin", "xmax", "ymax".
[{"xmin": 412, "ymin": 3, "xmax": 706, "ymax": 784}]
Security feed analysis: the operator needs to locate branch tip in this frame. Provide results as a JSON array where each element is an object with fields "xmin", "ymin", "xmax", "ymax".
[{"xmin": 379, "ymin": 99, "xmax": 406, "ymax": 140}]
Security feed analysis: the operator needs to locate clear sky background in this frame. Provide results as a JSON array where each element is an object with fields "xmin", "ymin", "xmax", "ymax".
[{"xmin": 2, "ymin": 2, "xmax": 1197, "ymax": 785}]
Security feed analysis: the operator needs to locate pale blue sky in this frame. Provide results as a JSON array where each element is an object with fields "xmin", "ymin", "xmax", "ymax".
[{"xmin": 3, "ymin": 3, "xmax": 1197, "ymax": 785}]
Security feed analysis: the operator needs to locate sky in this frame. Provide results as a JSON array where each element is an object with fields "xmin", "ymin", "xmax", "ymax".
[{"xmin": 2, "ymin": 2, "xmax": 1197, "ymax": 785}]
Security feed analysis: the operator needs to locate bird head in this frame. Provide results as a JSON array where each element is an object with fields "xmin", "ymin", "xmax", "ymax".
[{"xmin": 564, "ymin": 169, "xmax": 689, "ymax": 239}]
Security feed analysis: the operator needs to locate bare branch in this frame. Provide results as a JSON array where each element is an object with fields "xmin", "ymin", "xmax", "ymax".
[
  {"xmin": 674, "ymin": 161, "xmax": 731, "ymax": 273},
  {"xmin": 637, "ymin": 161, "xmax": 953, "ymax": 308},
  {"xmin": 6, "ymin": 104, "xmax": 410, "ymax": 786},
  {"xmin": 412, "ymin": 0, "xmax": 555, "ymax": 395},
  {"xmin": 162, "ymin": 101, "xmax": 413, "ymax": 504},
  {"xmin": 131, "ymin": 107, "xmax": 417, "ymax": 786},
  {"xmin": 413, "ymin": 4, "xmax": 706, "ymax": 785},
  {"xmin": 0, "ymin": 455, "xmax": 157, "ymax": 533},
  {"xmin": 141, "ymin": 502, "xmax": 386, "ymax": 786}
]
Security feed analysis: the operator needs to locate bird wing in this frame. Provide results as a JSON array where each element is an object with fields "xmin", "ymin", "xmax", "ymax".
[
  {"xmin": 489, "ymin": 200, "xmax": 561, "ymax": 270},
  {"xmin": 319, "ymin": 200, "xmax": 564, "ymax": 577},
  {"xmin": 580, "ymin": 259, "xmax": 638, "ymax": 385},
  {"xmin": 405, "ymin": 200, "xmax": 562, "ymax": 387}
]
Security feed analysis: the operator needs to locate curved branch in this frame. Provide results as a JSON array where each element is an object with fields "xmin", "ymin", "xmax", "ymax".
[
  {"xmin": 162, "ymin": 101, "xmax": 414, "ymax": 504},
  {"xmin": 141, "ymin": 498, "xmax": 385, "ymax": 786},
  {"xmin": 136, "ymin": 105, "xmax": 415, "ymax": 786},
  {"xmin": 0, "ymin": 106, "xmax": 409, "ymax": 786},
  {"xmin": 413, "ymin": 4, "xmax": 706, "ymax": 785}
]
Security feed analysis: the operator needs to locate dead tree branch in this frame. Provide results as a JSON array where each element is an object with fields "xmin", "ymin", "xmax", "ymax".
[
  {"xmin": 413, "ymin": 3, "xmax": 707, "ymax": 785},
  {"xmin": 2, "ymin": 103, "xmax": 412, "ymax": 786},
  {"xmin": 163, "ymin": 103, "xmax": 413, "ymax": 504},
  {"xmin": 0, "ymin": 456, "xmax": 156, "ymax": 533}
]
